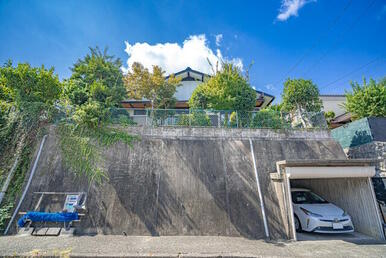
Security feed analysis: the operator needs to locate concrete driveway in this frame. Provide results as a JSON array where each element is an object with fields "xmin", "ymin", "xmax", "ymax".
[{"xmin": 296, "ymin": 231, "xmax": 380, "ymax": 244}]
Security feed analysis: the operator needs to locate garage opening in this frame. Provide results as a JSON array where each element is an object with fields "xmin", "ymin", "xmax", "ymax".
[{"xmin": 271, "ymin": 159, "xmax": 385, "ymax": 242}]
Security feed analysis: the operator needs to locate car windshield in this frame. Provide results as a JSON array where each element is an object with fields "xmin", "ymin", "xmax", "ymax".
[{"xmin": 291, "ymin": 191, "xmax": 328, "ymax": 204}]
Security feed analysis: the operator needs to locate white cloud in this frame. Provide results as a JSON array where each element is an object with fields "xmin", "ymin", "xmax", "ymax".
[
  {"xmin": 122, "ymin": 34, "xmax": 243, "ymax": 75},
  {"xmin": 215, "ymin": 34, "xmax": 223, "ymax": 47},
  {"xmin": 277, "ymin": 0, "xmax": 316, "ymax": 21},
  {"xmin": 264, "ymin": 84, "xmax": 276, "ymax": 91}
]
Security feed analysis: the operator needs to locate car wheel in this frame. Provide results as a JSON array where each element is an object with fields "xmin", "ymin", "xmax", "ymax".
[{"xmin": 294, "ymin": 215, "xmax": 302, "ymax": 233}]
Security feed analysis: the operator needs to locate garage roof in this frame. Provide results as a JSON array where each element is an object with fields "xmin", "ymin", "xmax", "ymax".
[
  {"xmin": 272, "ymin": 159, "xmax": 377, "ymax": 180},
  {"xmin": 276, "ymin": 159, "xmax": 377, "ymax": 168}
]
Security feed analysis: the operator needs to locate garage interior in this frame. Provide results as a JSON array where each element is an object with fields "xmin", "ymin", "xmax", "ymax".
[{"xmin": 271, "ymin": 159, "xmax": 385, "ymax": 242}]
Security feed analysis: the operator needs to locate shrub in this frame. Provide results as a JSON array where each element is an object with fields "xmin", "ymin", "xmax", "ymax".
[
  {"xmin": 177, "ymin": 111, "xmax": 211, "ymax": 126},
  {"xmin": 108, "ymin": 108, "xmax": 136, "ymax": 125},
  {"xmin": 72, "ymin": 101, "xmax": 106, "ymax": 128},
  {"xmin": 250, "ymin": 110, "xmax": 289, "ymax": 129}
]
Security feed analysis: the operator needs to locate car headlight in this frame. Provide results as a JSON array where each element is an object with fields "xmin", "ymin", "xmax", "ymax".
[{"xmin": 300, "ymin": 207, "xmax": 323, "ymax": 218}]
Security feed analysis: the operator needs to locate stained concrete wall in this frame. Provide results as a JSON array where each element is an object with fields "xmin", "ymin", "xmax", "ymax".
[
  {"xmin": 292, "ymin": 178, "xmax": 384, "ymax": 240},
  {"xmin": 345, "ymin": 141, "xmax": 386, "ymax": 177},
  {"xmin": 15, "ymin": 126, "xmax": 345, "ymax": 240},
  {"xmin": 331, "ymin": 117, "xmax": 386, "ymax": 177}
]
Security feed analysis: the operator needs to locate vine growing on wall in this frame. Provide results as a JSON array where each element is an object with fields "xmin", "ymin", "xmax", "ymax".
[{"xmin": 57, "ymin": 123, "xmax": 137, "ymax": 185}]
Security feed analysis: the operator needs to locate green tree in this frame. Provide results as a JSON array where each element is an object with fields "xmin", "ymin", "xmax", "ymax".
[
  {"xmin": 1, "ymin": 61, "xmax": 62, "ymax": 106},
  {"xmin": 189, "ymin": 63, "xmax": 256, "ymax": 111},
  {"xmin": 62, "ymin": 47, "xmax": 127, "ymax": 126},
  {"xmin": 65, "ymin": 47, "xmax": 126, "ymax": 108},
  {"xmin": 124, "ymin": 62, "xmax": 181, "ymax": 109},
  {"xmin": 0, "ymin": 73, "xmax": 14, "ymax": 125},
  {"xmin": 281, "ymin": 78, "xmax": 322, "ymax": 113},
  {"xmin": 344, "ymin": 77, "xmax": 386, "ymax": 119}
]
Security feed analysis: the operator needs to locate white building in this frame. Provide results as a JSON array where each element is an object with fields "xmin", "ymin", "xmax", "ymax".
[
  {"xmin": 122, "ymin": 67, "xmax": 275, "ymax": 111},
  {"xmin": 320, "ymin": 94, "xmax": 351, "ymax": 128},
  {"xmin": 320, "ymin": 95, "xmax": 347, "ymax": 117}
]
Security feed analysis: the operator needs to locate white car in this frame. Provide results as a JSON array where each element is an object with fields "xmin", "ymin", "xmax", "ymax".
[{"xmin": 291, "ymin": 188, "xmax": 354, "ymax": 233}]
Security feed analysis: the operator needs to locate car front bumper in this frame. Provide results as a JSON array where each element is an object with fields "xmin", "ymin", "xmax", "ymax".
[{"xmin": 303, "ymin": 216, "xmax": 354, "ymax": 233}]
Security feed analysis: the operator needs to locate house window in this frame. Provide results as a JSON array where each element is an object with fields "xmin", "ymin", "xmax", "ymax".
[{"xmin": 134, "ymin": 109, "xmax": 146, "ymax": 116}]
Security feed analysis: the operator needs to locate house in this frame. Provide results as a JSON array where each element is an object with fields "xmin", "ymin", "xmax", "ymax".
[
  {"xmin": 320, "ymin": 94, "xmax": 351, "ymax": 128},
  {"xmin": 121, "ymin": 67, "xmax": 275, "ymax": 115}
]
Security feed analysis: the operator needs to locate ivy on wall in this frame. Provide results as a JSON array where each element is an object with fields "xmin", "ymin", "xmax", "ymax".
[{"xmin": 58, "ymin": 123, "xmax": 137, "ymax": 185}]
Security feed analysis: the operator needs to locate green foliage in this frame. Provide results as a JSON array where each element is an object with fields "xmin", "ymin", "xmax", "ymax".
[
  {"xmin": 281, "ymin": 78, "xmax": 322, "ymax": 112},
  {"xmin": 150, "ymin": 109, "xmax": 176, "ymax": 125},
  {"xmin": 324, "ymin": 111, "xmax": 335, "ymax": 127},
  {"xmin": 188, "ymin": 84, "xmax": 208, "ymax": 109},
  {"xmin": 58, "ymin": 123, "xmax": 137, "ymax": 184},
  {"xmin": 189, "ymin": 63, "xmax": 256, "ymax": 111},
  {"xmin": 229, "ymin": 111, "xmax": 237, "ymax": 127},
  {"xmin": 235, "ymin": 111, "xmax": 253, "ymax": 128},
  {"xmin": 61, "ymin": 47, "xmax": 127, "ymax": 134},
  {"xmin": 324, "ymin": 111, "xmax": 336, "ymax": 120},
  {"xmin": 177, "ymin": 111, "xmax": 211, "ymax": 126},
  {"xmin": 62, "ymin": 47, "xmax": 128, "ymax": 128},
  {"xmin": 63, "ymin": 80, "xmax": 88, "ymax": 106},
  {"xmin": 0, "ymin": 122, "xmax": 39, "ymax": 233},
  {"xmin": 89, "ymin": 81, "xmax": 108, "ymax": 103},
  {"xmin": 250, "ymin": 109, "xmax": 290, "ymax": 129},
  {"xmin": 0, "ymin": 102, "xmax": 50, "ymax": 162},
  {"xmin": 72, "ymin": 101, "xmax": 107, "ymax": 128},
  {"xmin": 0, "ymin": 203, "xmax": 13, "ymax": 230},
  {"xmin": 66, "ymin": 47, "xmax": 126, "ymax": 108},
  {"xmin": 108, "ymin": 108, "xmax": 136, "ymax": 125},
  {"xmin": 268, "ymin": 103, "xmax": 282, "ymax": 112},
  {"xmin": 0, "ymin": 101, "xmax": 11, "ymax": 126},
  {"xmin": 0, "ymin": 76, "xmax": 14, "ymax": 103},
  {"xmin": 344, "ymin": 77, "xmax": 386, "ymax": 119},
  {"xmin": 7, "ymin": 143, "xmax": 34, "ymax": 200},
  {"xmin": 0, "ymin": 62, "xmax": 62, "ymax": 231},
  {"xmin": 19, "ymin": 102, "xmax": 53, "ymax": 130},
  {"xmin": 125, "ymin": 62, "xmax": 181, "ymax": 109},
  {"xmin": 0, "ymin": 61, "xmax": 62, "ymax": 106}
]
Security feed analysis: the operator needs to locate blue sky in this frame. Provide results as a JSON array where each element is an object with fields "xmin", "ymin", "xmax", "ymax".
[{"xmin": 0, "ymin": 0, "xmax": 385, "ymax": 101}]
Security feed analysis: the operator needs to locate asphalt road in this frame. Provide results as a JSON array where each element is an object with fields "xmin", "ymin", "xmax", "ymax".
[{"xmin": 0, "ymin": 235, "xmax": 385, "ymax": 257}]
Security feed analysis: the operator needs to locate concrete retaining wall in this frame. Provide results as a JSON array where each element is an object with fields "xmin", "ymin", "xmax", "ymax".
[
  {"xmin": 15, "ymin": 126, "xmax": 345, "ymax": 240},
  {"xmin": 345, "ymin": 141, "xmax": 386, "ymax": 177}
]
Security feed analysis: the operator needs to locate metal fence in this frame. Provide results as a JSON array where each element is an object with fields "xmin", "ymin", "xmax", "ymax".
[{"xmin": 107, "ymin": 108, "xmax": 328, "ymax": 130}]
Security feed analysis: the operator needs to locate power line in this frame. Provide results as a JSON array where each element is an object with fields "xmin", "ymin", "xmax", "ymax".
[
  {"xmin": 320, "ymin": 56, "xmax": 385, "ymax": 90},
  {"xmin": 271, "ymin": 0, "xmax": 354, "ymax": 87},
  {"xmin": 303, "ymin": 0, "xmax": 377, "ymax": 77}
]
